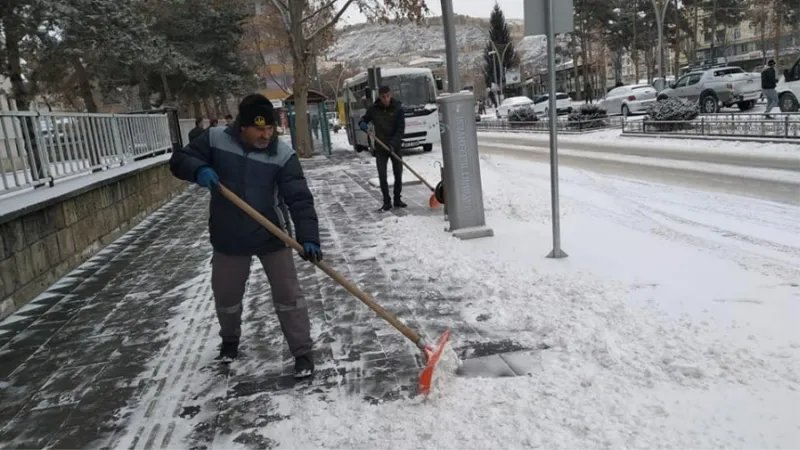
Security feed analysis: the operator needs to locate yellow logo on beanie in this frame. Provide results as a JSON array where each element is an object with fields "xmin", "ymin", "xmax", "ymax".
[{"xmin": 254, "ymin": 116, "xmax": 266, "ymax": 126}]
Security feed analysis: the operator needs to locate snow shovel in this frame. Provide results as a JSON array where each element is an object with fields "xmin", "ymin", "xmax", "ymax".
[
  {"xmin": 370, "ymin": 135, "xmax": 441, "ymax": 209},
  {"xmin": 216, "ymin": 183, "xmax": 451, "ymax": 396}
]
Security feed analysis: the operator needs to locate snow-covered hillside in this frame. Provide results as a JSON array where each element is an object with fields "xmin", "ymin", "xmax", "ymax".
[{"xmin": 327, "ymin": 19, "xmax": 553, "ymax": 72}]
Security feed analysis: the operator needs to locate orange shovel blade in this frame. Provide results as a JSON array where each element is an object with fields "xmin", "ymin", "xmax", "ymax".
[
  {"xmin": 428, "ymin": 194, "xmax": 441, "ymax": 209},
  {"xmin": 418, "ymin": 329, "xmax": 452, "ymax": 396}
]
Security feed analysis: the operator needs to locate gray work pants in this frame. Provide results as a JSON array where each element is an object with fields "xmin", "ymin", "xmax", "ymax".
[
  {"xmin": 211, "ymin": 248, "xmax": 312, "ymax": 357},
  {"xmin": 763, "ymin": 88, "xmax": 778, "ymax": 113}
]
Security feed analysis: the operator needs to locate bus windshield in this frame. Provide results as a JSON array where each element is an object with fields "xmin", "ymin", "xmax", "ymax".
[{"xmin": 382, "ymin": 74, "xmax": 436, "ymax": 107}]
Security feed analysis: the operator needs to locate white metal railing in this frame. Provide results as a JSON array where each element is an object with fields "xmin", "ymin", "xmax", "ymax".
[{"xmin": 0, "ymin": 111, "xmax": 172, "ymax": 195}]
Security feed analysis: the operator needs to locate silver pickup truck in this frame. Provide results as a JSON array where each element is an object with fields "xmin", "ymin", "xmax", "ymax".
[{"xmin": 657, "ymin": 66, "xmax": 761, "ymax": 113}]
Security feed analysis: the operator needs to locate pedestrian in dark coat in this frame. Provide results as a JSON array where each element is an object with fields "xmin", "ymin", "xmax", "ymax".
[
  {"xmin": 188, "ymin": 118, "xmax": 205, "ymax": 142},
  {"xmin": 169, "ymin": 94, "xmax": 320, "ymax": 378},
  {"xmin": 761, "ymin": 59, "xmax": 778, "ymax": 117},
  {"xmin": 358, "ymin": 86, "xmax": 406, "ymax": 212}
]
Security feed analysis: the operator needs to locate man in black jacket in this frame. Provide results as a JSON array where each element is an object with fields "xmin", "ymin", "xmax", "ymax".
[
  {"xmin": 188, "ymin": 118, "xmax": 205, "ymax": 142},
  {"xmin": 359, "ymin": 86, "xmax": 406, "ymax": 211},
  {"xmin": 169, "ymin": 94, "xmax": 321, "ymax": 378},
  {"xmin": 761, "ymin": 59, "xmax": 778, "ymax": 118}
]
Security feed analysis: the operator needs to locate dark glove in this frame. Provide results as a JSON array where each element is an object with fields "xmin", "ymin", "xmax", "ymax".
[
  {"xmin": 196, "ymin": 167, "xmax": 219, "ymax": 190},
  {"xmin": 359, "ymin": 121, "xmax": 369, "ymax": 132},
  {"xmin": 301, "ymin": 242, "xmax": 323, "ymax": 263}
]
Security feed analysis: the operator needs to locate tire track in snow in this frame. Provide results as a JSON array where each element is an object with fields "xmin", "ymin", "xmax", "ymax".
[{"xmin": 578, "ymin": 172, "xmax": 800, "ymax": 279}]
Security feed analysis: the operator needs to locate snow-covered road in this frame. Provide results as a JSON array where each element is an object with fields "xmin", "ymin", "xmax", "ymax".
[{"xmin": 477, "ymin": 131, "xmax": 800, "ymax": 204}]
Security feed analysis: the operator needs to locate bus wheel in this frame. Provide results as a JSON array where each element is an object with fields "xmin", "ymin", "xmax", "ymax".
[{"xmin": 422, "ymin": 144, "xmax": 433, "ymax": 152}]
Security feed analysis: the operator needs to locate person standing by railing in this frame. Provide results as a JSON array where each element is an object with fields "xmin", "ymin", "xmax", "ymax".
[
  {"xmin": 188, "ymin": 118, "xmax": 205, "ymax": 142},
  {"xmin": 761, "ymin": 59, "xmax": 778, "ymax": 119}
]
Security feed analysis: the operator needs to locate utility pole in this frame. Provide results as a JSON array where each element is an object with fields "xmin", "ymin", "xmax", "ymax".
[
  {"xmin": 651, "ymin": 0, "xmax": 671, "ymax": 88},
  {"xmin": 633, "ymin": 0, "xmax": 639, "ymax": 82},
  {"xmin": 441, "ymin": 0, "xmax": 460, "ymax": 92}
]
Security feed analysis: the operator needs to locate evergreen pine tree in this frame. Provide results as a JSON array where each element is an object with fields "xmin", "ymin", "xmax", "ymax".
[{"xmin": 483, "ymin": 3, "xmax": 517, "ymax": 101}]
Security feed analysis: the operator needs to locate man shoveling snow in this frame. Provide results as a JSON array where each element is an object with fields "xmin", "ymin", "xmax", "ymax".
[{"xmin": 168, "ymin": 94, "xmax": 322, "ymax": 379}]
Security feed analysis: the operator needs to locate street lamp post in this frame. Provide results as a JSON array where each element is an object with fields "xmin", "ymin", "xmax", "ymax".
[
  {"xmin": 488, "ymin": 50, "xmax": 499, "ymax": 105},
  {"xmin": 651, "ymin": 0, "xmax": 670, "ymax": 90},
  {"xmin": 487, "ymin": 38, "xmax": 510, "ymax": 103}
]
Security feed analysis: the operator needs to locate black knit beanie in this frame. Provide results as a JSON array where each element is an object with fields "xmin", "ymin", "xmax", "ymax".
[{"xmin": 239, "ymin": 94, "xmax": 276, "ymax": 127}]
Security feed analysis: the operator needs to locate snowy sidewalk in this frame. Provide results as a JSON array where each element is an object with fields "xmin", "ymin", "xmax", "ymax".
[{"xmin": 0, "ymin": 150, "xmax": 511, "ymax": 448}]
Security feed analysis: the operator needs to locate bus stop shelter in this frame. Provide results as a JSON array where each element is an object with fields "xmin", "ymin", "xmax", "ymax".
[{"xmin": 283, "ymin": 90, "xmax": 332, "ymax": 155}]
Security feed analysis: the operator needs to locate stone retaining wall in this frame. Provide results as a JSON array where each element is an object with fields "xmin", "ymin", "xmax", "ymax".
[{"xmin": 0, "ymin": 162, "xmax": 187, "ymax": 319}]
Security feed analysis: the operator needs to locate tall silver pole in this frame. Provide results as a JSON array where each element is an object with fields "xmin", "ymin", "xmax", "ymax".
[
  {"xmin": 492, "ymin": 52, "xmax": 499, "ymax": 105},
  {"xmin": 652, "ymin": 0, "xmax": 669, "ymax": 89},
  {"xmin": 441, "ymin": 0, "xmax": 460, "ymax": 93},
  {"xmin": 546, "ymin": 0, "xmax": 567, "ymax": 259}
]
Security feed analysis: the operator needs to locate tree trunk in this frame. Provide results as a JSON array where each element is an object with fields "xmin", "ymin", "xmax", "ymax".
[
  {"xmin": 5, "ymin": 17, "xmax": 31, "ymax": 109},
  {"xmin": 774, "ymin": 0, "xmax": 782, "ymax": 67},
  {"xmin": 219, "ymin": 96, "xmax": 231, "ymax": 116},
  {"xmin": 193, "ymin": 99, "xmax": 203, "ymax": 119},
  {"xmin": 710, "ymin": 0, "xmax": 717, "ymax": 61},
  {"xmin": 292, "ymin": 54, "xmax": 313, "ymax": 158},
  {"xmin": 572, "ymin": 31, "xmax": 581, "ymax": 101},
  {"xmin": 160, "ymin": 72, "xmax": 173, "ymax": 105},
  {"xmin": 693, "ymin": 5, "xmax": 699, "ymax": 63},
  {"xmin": 136, "ymin": 65, "xmax": 151, "ymax": 110},
  {"xmin": 4, "ymin": 13, "xmax": 46, "ymax": 182},
  {"xmin": 203, "ymin": 98, "xmax": 215, "ymax": 119},
  {"xmin": 673, "ymin": 0, "xmax": 681, "ymax": 76},
  {"xmin": 759, "ymin": 9, "xmax": 767, "ymax": 64},
  {"xmin": 71, "ymin": 58, "xmax": 98, "ymax": 113},
  {"xmin": 633, "ymin": 0, "xmax": 639, "ymax": 82},
  {"xmin": 580, "ymin": 15, "xmax": 590, "ymax": 101}
]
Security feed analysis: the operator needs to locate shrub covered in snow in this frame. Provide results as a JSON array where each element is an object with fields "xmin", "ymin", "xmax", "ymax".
[
  {"xmin": 508, "ymin": 106, "xmax": 539, "ymax": 123},
  {"xmin": 646, "ymin": 97, "xmax": 699, "ymax": 130},
  {"xmin": 567, "ymin": 104, "xmax": 608, "ymax": 129}
]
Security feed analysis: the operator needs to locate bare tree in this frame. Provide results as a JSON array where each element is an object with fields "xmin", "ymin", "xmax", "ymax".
[
  {"xmin": 242, "ymin": 10, "xmax": 294, "ymax": 95},
  {"xmin": 268, "ymin": 0, "xmax": 429, "ymax": 157},
  {"xmin": 320, "ymin": 63, "xmax": 358, "ymax": 100}
]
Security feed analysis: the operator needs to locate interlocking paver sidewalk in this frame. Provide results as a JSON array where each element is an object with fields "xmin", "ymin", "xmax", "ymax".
[{"xmin": 0, "ymin": 150, "xmax": 502, "ymax": 449}]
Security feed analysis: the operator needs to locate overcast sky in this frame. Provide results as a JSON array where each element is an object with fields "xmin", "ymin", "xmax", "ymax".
[{"xmin": 338, "ymin": 0, "xmax": 525, "ymax": 25}]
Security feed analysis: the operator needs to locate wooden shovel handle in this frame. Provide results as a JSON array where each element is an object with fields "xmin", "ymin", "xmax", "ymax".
[
  {"xmin": 371, "ymin": 135, "xmax": 436, "ymax": 192},
  {"xmin": 216, "ymin": 183, "xmax": 423, "ymax": 346}
]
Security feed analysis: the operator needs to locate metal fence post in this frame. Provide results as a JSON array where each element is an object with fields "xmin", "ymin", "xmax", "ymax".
[
  {"xmin": 110, "ymin": 114, "xmax": 128, "ymax": 165},
  {"xmin": 786, "ymin": 116, "xmax": 790, "ymax": 138}
]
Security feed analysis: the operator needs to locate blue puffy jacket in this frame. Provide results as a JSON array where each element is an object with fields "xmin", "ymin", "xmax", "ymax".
[{"xmin": 169, "ymin": 123, "xmax": 319, "ymax": 255}]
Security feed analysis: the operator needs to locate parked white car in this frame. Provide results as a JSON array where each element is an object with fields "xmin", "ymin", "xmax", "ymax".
[
  {"xmin": 531, "ymin": 92, "xmax": 573, "ymax": 115},
  {"xmin": 598, "ymin": 84, "xmax": 658, "ymax": 116},
  {"xmin": 777, "ymin": 55, "xmax": 800, "ymax": 112},
  {"xmin": 496, "ymin": 96, "xmax": 534, "ymax": 118},
  {"xmin": 657, "ymin": 65, "xmax": 761, "ymax": 113}
]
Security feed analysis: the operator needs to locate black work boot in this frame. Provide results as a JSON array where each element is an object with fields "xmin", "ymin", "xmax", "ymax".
[
  {"xmin": 378, "ymin": 202, "xmax": 392, "ymax": 212},
  {"xmin": 393, "ymin": 198, "xmax": 407, "ymax": 208},
  {"xmin": 218, "ymin": 340, "xmax": 239, "ymax": 362},
  {"xmin": 294, "ymin": 353, "xmax": 315, "ymax": 379}
]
